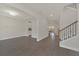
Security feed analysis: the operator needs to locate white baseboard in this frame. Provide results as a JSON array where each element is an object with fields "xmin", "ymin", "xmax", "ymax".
[
  {"xmin": 36, "ymin": 35, "xmax": 48, "ymax": 42},
  {"xmin": 60, "ymin": 44, "xmax": 79, "ymax": 52},
  {"xmin": 0, "ymin": 35, "xmax": 27, "ymax": 40},
  {"xmin": 31, "ymin": 36, "xmax": 37, "ymax": 39}
]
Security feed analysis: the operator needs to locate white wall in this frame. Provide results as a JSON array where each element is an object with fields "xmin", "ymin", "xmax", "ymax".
[
  {"xmin": 37, "ymin": 17, "xmax": 49, "ymax": 41},
  {"xmin": 77, "ymin": 4, "xmax": 79, "ymax": 34},
  {"xmin": 32, "ymin": 19, "xmax": 38, "ymax": 39},
  {"xmin": 0, "ymin": 16, "xmax": 26, "ymax": 40},
  {"xmin": 59, "ymin": 4, "xmax": 79, "ymax": 52},
  {"xmin": 25, "ymin": 19, "xmax": 32, "ymax": 36},
  {"xmin": 60, "ymin": 7, "xmax": 77, "ymax": 29},
  {"xmin": 0, "ymin": 15, "xmax": 48, "ymax": 42},
  {"xmin": 24, "ymin": 13, "xmax": 48, "ymax": 41},
  {"xmin": 60, "ymin": 34, "xmax": 79, "ymax": 52},
  {"xmin": 0, "ymin": 4, "xmax": 49, "ymax": 41},
  {"xmin": 25, "ymin": 18, "xmax": 38, "ymax": 39}
]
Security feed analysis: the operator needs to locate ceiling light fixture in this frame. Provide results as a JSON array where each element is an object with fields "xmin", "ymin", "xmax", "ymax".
[
  {"xmin": 5, "ymin": 10, "xmax": 18, "ymax": 16},
  {"xmin": 48, "ymin": 26, "xmax": 55, "ymax": 29}
]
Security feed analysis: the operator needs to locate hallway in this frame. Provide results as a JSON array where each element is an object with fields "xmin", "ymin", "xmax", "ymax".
[{"xmin": 0, "ymin": 36, "xmax": 79, "ymax": 56}]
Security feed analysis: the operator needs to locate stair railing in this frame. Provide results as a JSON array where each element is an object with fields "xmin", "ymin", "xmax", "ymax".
[{"xmin": 60, "ymin": 21, "xmax": 78, "ymax": 41}]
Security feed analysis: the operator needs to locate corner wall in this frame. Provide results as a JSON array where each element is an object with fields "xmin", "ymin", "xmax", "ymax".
[
  {"xmin": 0, "ymin": 15, "xmax": 48, "ymax": 42},
  {"xmin": 37, "ymin": 17, "xmax": 49, "ymax": 41}
]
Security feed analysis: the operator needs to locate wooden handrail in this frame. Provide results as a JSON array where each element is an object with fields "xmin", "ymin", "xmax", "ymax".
[
  {"xmin": 60, "ymin": 20, "xmax": 78, "ymax": 41},
  {"xmin": 60, "ymin": 21, "xmax": 78, "ymax": 31}
]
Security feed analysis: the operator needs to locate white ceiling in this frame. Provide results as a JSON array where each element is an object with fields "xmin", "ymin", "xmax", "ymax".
[
  {"xmin": 0, "ymin": 3, "xmax": 71, "ymax": 25},
  {"xmin": 7, "ymin": 3, "xmax": 69, "ymax": 20},
  {"xmin": 0, "ymin": 4, "xmax": 33, "ymax": 20}
]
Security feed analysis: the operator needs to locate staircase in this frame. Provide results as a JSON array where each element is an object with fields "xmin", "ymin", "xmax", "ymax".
[
  {"xmin": 60, "ymin": 21, "xmax": 78, "ymax": 41},
  {"xmin": 60, "ymin": 20, "xmax": 79, "ymax": 52}
]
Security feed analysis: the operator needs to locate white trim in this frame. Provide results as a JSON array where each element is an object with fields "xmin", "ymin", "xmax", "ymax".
[
  {"xmin": 31, "ymin": 35, "xmax": 37, "ymax": 39},
  {"xmin": 60, "ymin": 44, "xmax": 79, "ymax": 52},
  {"xmin": 36, "ymin": 35, "xmax": 48, "ymax": 42},
  {"xmin": 0, "ymin": 35, "xmax": 27, "ymax": 40}
]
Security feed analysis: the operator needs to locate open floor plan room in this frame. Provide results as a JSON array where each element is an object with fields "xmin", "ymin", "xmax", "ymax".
[{"xmin": 0, "ymin": 3, "xmax": 79, "ymax": 56}]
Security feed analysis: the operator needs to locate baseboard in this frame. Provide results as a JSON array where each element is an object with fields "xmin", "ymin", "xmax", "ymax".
[
  {"xmin": 31, "ymin": 36, "xmax": 37, "ymax": 39},
  {"xmin": 0, "ymin": 35, "xmax": 27, "ymax": 40},
  {"xmin": 60, "ymin": 44, "xmax": 79, "ymax": 52},
  {"xmin": 36, "ymin": 35, "xmax": 49, "ymax": 42},
  {"xmin": 0, "ymin": 34, "xmax": 37, "ymax": 42}
]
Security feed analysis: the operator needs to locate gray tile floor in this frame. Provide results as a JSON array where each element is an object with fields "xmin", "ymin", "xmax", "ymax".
[{"xmin": 0, "ymin": 36, "xmax": 79, "ymax": 56}]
